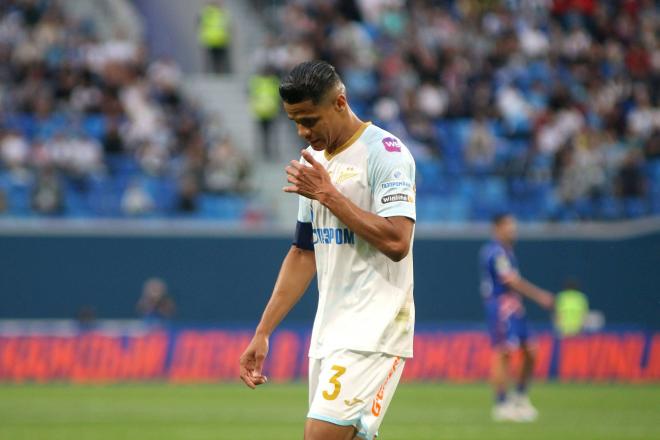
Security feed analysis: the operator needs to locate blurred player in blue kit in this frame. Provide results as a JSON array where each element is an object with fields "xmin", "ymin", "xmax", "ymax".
[{"xmin": 479, "ymin": 213, "xmax": 554, "ymax": 422}]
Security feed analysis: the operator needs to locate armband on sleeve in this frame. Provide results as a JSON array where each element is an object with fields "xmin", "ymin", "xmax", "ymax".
[{"xmin": 292, "ymin": 221, "xmax": 314, "ymax": 251}]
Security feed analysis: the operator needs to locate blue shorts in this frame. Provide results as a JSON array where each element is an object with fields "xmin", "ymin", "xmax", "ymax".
[{"xmin": 484, "ymin": 295, "xmax": 529, "ymax": 350}]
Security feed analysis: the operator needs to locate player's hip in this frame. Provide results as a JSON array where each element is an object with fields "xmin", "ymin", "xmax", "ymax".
[
  {"xmin": 308, "ymin": 349, "xmax": 405, "ymax": 439},
  {"xmin": 484, "ymin": 292, "xmax": 526, "ymax": 319}
]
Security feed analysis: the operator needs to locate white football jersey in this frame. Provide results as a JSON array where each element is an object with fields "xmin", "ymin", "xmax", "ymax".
[{"xmin": 297, "ymin": 122, "xmax": 416, "ymax": 359}]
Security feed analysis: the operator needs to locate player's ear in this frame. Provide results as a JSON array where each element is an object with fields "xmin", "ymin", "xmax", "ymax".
[{"xmin": 334, "ymin": 93, "xmax": 347, "ymax": 112}]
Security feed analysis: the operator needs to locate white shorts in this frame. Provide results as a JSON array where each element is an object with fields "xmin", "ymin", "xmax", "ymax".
[{"xmin": 307, "ymin": 349, "xmax": 406, "ymax": 440}]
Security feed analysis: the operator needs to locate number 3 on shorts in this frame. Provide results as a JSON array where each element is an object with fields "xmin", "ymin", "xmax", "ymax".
[{"xmin": 322, "ymin": 365, "xmax": 346, "ymax": 400}]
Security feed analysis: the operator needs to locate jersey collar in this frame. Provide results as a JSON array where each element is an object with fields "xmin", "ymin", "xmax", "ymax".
[{"xmin": 324, "ymin": 122, "xmax": 371, "ymax": 160}]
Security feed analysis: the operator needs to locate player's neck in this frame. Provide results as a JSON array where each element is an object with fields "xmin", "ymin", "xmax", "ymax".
[
  {"xmin": 326, "ymin": 112, "xmax": 365, "ymax": 155},
  {"xmin": 496, "ymin": 238, "xmax": 513, "ymax": 249}
]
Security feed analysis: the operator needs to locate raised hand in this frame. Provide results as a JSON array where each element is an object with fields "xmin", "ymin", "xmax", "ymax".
[{"xmin": 283, "ymin": 149, "xmax": 337, "ymax": 203}]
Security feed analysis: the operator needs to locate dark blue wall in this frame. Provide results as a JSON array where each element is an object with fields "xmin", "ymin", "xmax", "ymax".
[{"xmin": 1, "ymin": 232, "xmax": 658, "ymax": 328}]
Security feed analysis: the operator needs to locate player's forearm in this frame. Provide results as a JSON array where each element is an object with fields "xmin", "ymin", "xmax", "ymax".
[
  {"xmin": 511, "ymin": 277, "xmax": 552, "ymax": 304},
  {"xmin": 255, "ymin": 246, "xmax": 316, "ymax": 337},
  {"xmin": 319, "ymin": 189, "xmax": 410, "ymax": 261}
]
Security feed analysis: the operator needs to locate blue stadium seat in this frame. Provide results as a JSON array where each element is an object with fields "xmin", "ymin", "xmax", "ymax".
[
  {"xmin": 7, "ymin": 183, "xmax": 32, "ymax": 216},
  {"xmin": 650, "ymin": 192, "xmax": 660, "ymax": 215},
  {"xmin": 416, "ymin": 195, "xmax": 469, "ymax": 223},
  {"xmin": 646, "ymin": 159, "xmax": 660, "ymax": 183},
  {"xmin": 471, "ymin": 177, "xmax": 508, "ymax": 221},
  {"xmin": 64, "ymin": 189, "xmax": 91, "ymax": 217},
  {"xmin": 82, "ymin": 115, "xmax": 107, "ymax": 141},
  {"xmin": 457, "ymin": 177, "xmax": 476, "ymax": 198},
  {"xmin": 88, "ymin": 176, "xmax": 122, "ymax": 217},
  {"xmin": 435, "ymin": 120, "xmax": 470, "ymax": 161},
  {"xmin": 475, "ymin": 176, "xmax": 507, "ymax": 205},
  {"xmin": 197, "ymin": 194, "xmax": 245, "ymax": 221},
  {"xmin": 151, "ymin": 179, "xmax": 178, "ymax": 214},
  {"xmin": 445, "ymin": 196, "xmax": 470, "ymax": 222},
  {"xmin": 417, "ymin": 196, "xmax": 442, "ymax": 222},
  {"xmin": 623, "ymin": 198, "xmax": 647, "ymax": 219},
  {"xmin": 106, "ymin": 155, "xmax": 141, "ymax": 176},
  {"xmin": 416, "ymin": 161, "xmax": 444, "ymax": 194},
  {"xmin": 599, "ymin": 196, "xmax": 621, "ymax": 220}
]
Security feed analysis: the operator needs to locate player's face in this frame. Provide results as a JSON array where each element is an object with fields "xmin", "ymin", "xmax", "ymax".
[
  {"xmin": 283, "ymin": 95, "xmax": 344, "ymax": 151},
  {"xmin": 495, "ymin": 216, "xmax": 518, "ymax": 244}
]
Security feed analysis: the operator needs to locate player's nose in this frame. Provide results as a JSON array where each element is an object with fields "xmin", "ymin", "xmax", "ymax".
[{"xmin": 296, "ymin": 124, "xmax": 311, "ymax": 139}]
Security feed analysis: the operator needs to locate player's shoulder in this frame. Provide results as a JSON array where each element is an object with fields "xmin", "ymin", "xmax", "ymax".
[
  {"xmin": 480, "ymin": 241, "xmax": 505, "ymax": 261},
  {"xmin": 364, "ymin": 123, "xmax": 414, "ymax": 166}
]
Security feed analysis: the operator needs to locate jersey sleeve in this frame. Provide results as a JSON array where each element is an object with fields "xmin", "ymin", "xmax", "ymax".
[
  {"xmin": 368, "ymin": 136, "xmax": 416, "ymax": 220},
  {"xmin": 293, "ymin": 193, "xmax": 314, "ymax": 250},
  {"xmin": 297, "ymin": 194, "xmax": 312, "ymax": 222},
  {"xmin": 492, "ymin": 251, "xmax": 518, "ymax": 284}
]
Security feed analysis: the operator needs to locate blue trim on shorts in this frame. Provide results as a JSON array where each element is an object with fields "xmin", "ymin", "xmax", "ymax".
[
  {"xmin": 307, "ymin": 412, "xmax": 360, "ymax": 426},
  {"xmin": 356, "ymin": 428, "xmax": 378, "ymax": 439}
]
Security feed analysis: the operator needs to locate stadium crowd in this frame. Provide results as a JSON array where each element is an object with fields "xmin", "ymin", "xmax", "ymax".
[
  {"xmin": 253, "ymin": 0, "xmax": 660, "ymax": 221},
  {"xmin": 0, "ymin": 0, "xmax": 252, "ymax": 219},
  {"xmin": 1, "ymin": 0, "xmax": 659, "ymax": 222}
]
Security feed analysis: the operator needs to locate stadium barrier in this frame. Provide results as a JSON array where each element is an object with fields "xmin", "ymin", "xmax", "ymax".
[
  {"xmin": 0, "ymin": 323, "xmax": 657, "ymax": 383},
  {"xmin": 1, "ymin": 218, "xmax": 659, "ymax": 329}
]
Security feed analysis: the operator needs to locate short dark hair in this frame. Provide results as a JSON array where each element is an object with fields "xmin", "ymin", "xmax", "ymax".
[
  {"xmin": 492, "ymin": 212, "xmax": 514, "ymax": 226},
  {"xmin": 279, "ymin": 60, "xmax": 342, "ymax": 104}
]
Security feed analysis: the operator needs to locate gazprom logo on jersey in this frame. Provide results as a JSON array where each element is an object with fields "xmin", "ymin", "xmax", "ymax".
[
  {"xmin": 381, "ymin": 180, "xmax": 412, "ymax": 189},
  {"xmin": 382, "ymin": 137, "xmax": 401, "ymax": 152},
  {"xmin": 313, "ymin": 227, "xmax": 355, "ymax": 245}
]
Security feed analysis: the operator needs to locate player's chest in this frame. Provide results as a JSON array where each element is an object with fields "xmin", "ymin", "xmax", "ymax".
[
  {"xmin": 322, "ymin": 160, "xmax": 367, "ymax": 196},
  {"xmin": 311, "ymin": 159, "xmax": 370, "ymax": 222}
]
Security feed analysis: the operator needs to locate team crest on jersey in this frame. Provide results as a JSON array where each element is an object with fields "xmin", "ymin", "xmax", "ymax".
[
  {"xmin": 382, "ymin": 137, "xmax": 401, "ymax": 152},
  {"xmin": 334, "ymin": 167, "xmax": 360, "ymax": 184}
]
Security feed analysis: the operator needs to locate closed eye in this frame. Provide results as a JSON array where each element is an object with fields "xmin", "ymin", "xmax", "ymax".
[{"xmin": 298, "ymin": 118, "xmax": 319, "ymax": 128}]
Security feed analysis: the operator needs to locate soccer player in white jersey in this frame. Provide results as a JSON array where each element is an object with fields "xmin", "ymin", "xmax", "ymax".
[{"xmin": 239, "ymin": 60, "xmax": 416, "ymax": 440}]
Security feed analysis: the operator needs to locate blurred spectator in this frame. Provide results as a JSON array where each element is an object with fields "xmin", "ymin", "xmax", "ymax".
[
  {"xmin": 136, "ymin": 277, "xmax": 176, "ymax": 322},
  {"xmin": 204, "ymin": 136, "xmax": 250, "ymax": 194},
  {"xmin": 102, "ymin": 117, "xmax": 126, "ymax": 156},
  {"xmin": 177, "ymin": 173, "xmax": 200, "ymax": 213},
  {"xmin": 121, "ymin": 178, "xmax": 154, "ymax": 216},
  {"xmin": 554, "ymin": 278, "xmax": 589, "ymax": 337},
  {"xmin": 0, "ymin": 0, "xmax": 253, "ymax": 220},
  {"xmin": 149, "ymin": 56, "xmax": 183, "ymax": 112},
  {"xmin": 31, "ymin": 166, "xmax": 63, "ymax": 214},
  {"xmin": 76, "ymin": 305, "xmax": 97, "ymax": 330},
  {"xmin": 616, "ymin": 149, "xmax": 646, "ymax": 199},
  {"xmin": 627, "ymin": 85, "xmax": 660, "ymax": 140},
  {"xmin": 47, "ymin": 134, "xmax": 103, "ymax": 178},
  {"xmin": 2, "ymin": 0, "xmax": 658, "ymax": 222},
  {"xmin": 465, "ymin": 115, "xmax": 496, "ymax": 172},
  {"xmin": 557, "ymin": 128, "xmax": 606, "ymax": 214},
  {"xmin": 416, "ymin": 81, "xmax": 448, "ymax": 119},
  {"xmin": 0, "ymin": 189, "xmax": 7, "ymax": 214},
  {"xmin": 249, "ymin": 67, "xmax": 280, "ymax": 159},
  {"xmin": 198, "ymin": 1, "xmax": 231, "ymax": 74},
  {"xmin": 644, "ymin": 130, "xmax": 660, "ymax": 160},
  {"xmin": 137, "ymin": 140, "xmax": 170, "ymax": 176},
  {"xmin": 0, "ymin": 131, "xmax": 30, "ymax": 172}
]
